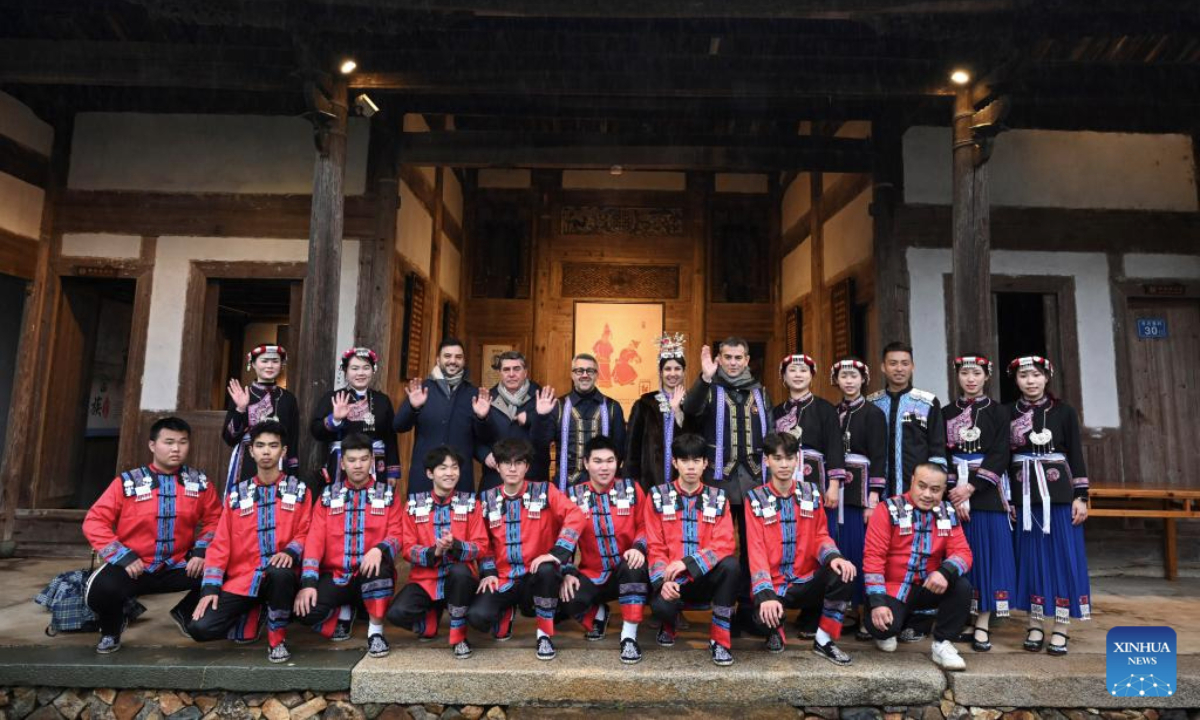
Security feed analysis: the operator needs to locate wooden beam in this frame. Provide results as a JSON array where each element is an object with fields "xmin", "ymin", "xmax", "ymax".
[
  {"xmin": 872, "ymin": 111, "xmax": 908, "ymax": 346},
  {"xmin": 0, "ymin": 134, "xmax": 49, "ymax": 189},
  {"xmin": 809, "ymin": 170, "xmax": 827, "ymax": 369},
  {"xmin": 57, "ymin": 191, "xmax": 375, "ymax": 239},
  {"xmin": 295, "ymin": 77, "xmax": 350, "ymax": 480},
  {"xmin": 949, "ymin": 84, "xmax": 994, "ymax": 355},
  {"xmin": 400, "ymin": 132, "xmax": 872, "ymax": 172},
  {"xmin": 0, "ymin": 228, "xmax": 38, "ymax": 279}
]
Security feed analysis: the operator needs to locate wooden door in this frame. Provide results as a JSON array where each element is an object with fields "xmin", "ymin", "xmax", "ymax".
[{"xmin": 1127, "ymin": 299, "xmax": 1200, "ymax": 488}]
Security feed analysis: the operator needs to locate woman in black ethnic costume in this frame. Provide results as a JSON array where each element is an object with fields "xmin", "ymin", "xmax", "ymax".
[
  {"xmin": 624, "ymin": 333, "xmax": 697, "ymax": 492},
  {"xmin": 1007, "ymin": 355, "xmax": 1090, "ymax": 656},
  {"xmin": 309, "ymin": 347, "xmax": 401, "ymax": 494},
  {"xmin": 829, "ymin": 357, "xmax": 887, "ymax": 640},
  {"xmin": 222, "ymin": 345, "xmax": 301, "ymax": 492},
  {"xmin": 944, "ymin": 355, "xmax": 1014, "ymax": 652}
]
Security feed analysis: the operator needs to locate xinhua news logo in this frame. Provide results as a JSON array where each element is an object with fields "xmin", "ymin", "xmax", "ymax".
[{"xmin": 1106, "ymin": 626, "xmax": 1176, "ymax": 698}]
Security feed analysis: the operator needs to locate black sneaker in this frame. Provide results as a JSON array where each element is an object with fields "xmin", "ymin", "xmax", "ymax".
[
  {"xmin": 619, "ymin": 638, "xmax": 643, "ymax": 665},
  {"xmin": 656, "ymin": 626, "xmax": 675, "ymax": 647},
  {"xmin": 331, "ymin": 617, "xmax": 353, "ymax": 642},
  {"xmin": 899, "ymin": 627, "xmax": 926, "ymax": 643},
  {"xmin": 268, "ymin": 642, "xmax": 291, "ymax": 663},
  {"xmin": 813, "ymin": 639, "xmax": 852, "ymax": 666},
  {"xmin": 585, "ymin": 604, "xmax": 611, "ymax": 641},
  {"xmin": 536, "ymin": 636, "xmax": 556, "ymax": 661},
  {"xmin": 95, "ymin": 634, "xmax": 121, "ymax": 654},
  {"xmin": 765, "ymin": 630, "xmax": 785, "ymax": 654},
  {"xmin": 854, "ymin": 626, "xmax": 873, "ymax": 642},
  {"xmin": 453, "ymin": 640, "xmax": 473, "ymax": 660},
  {"xmin": 710, "ymin": 641, "xmax": 734, "ymax": 667},
  {"xmin": 367, "ymin": 633, "xmax": 390, "ymax": 658},
  {"xmin": 169, "ymin": 607, "xmax": 191, "ymax": 639}
]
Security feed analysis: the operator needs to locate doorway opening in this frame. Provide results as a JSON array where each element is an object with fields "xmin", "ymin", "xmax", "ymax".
[
  {"xmin": 994, "ymin": 292, "xmax": 1047, "ymax": 403},
  {"xmin": 0, "ymin": 273, "xmax": 28, "ymax": 470},
  {"xmin": 205, "ymin": 278, "xmax": 297, "ymax": 409}
]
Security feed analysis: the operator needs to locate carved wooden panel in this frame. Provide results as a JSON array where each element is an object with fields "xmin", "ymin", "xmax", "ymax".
[
  {"xmin": 560, "ymin": 262, "xmax": 680, "ymax": 299},
  {"xmin": 710, "ymin": 198, "xmax": 771, "ymax": 303},
  {"xmin": 830, "ymin": 277, "xmax": 855, "ymax": 359},
  {"xmin": 786, "ymin": 305, "xmax": 802, "ymax": 354},
  {"xmin": 442, "ymin": 299, "xmax": 459, "ymax": 339},
  {"xmin": 401, "ymin": 273, "xmax": 426, "ymax": 380},
  {"xmin": 560, "ymin": 206, "xmax": 684, "ymax": 237}
]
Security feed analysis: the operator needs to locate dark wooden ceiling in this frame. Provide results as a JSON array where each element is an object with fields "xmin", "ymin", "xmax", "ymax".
[{"xmin": 2, "ymin": 0, "xmax": 1198, "ymax": 169}]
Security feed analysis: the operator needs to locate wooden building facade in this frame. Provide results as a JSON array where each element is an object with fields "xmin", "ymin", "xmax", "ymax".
[{"xmin": 0, "ymin": 0, "xmax": 1198, "ymax": 551}]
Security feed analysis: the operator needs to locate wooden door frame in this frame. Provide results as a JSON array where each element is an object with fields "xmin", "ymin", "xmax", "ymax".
[
  {"xmin": 943, "ymin": 273, "xmax": 1083, "ymax": 411},
  {"xmin": 176, "ymin": 260, "xmax": 307, "ymax": 411},
  {"xmin": 38, "ymin": 241, "xmax": 157, "ymax": 495},
  {"xmin": 1112, "ymin": 279, "xmax": 1200, "ymax": 489}
]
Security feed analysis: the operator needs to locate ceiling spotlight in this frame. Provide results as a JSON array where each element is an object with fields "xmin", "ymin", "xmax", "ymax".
[
  {"xmin": 609, "ymin": 165, "xmax": 623, "ymax": 176},
  {"xmin": 950, "ymin": 69, "xmax": 971, "ymax": 85},
  {"xmin": 354, "ymin": 94, "xmax": 380, "ymax": 117},
  {"xmin": 339, "ymin": 59, "xmax": 358, "ymax": 75}
]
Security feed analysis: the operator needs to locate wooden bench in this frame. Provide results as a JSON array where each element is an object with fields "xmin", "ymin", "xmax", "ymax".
[{"xmin": 1088, "ymin": 486, "xmax": 1200, "ymax": 580}]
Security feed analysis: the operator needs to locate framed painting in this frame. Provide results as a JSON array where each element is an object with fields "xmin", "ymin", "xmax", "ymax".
[{"xmin": 573, "ymin": 302, "xmax": 665, "ymax": 415}]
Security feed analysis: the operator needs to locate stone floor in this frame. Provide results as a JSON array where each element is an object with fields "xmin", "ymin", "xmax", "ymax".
[{"xmin": 2, "ymin": 558, "xmax": 1199, "ymax": 708}]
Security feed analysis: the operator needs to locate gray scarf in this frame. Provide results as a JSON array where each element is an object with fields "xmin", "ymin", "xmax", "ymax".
[
  {"xmin": 431, "ymin": 365, "xmax": 465, "ymax": 397},
  {"xmin": 492, "ymin": 380, "xmax": 531, "ymax": 421},
  {"xmin": 717, "ymin": 367, "xmax": 758, "ymax": 389}
]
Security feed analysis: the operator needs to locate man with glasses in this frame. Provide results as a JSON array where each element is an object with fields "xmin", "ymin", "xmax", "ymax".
[{"xmin": 543, "ymin": 353, "xmax": 626, "ymax": 489}]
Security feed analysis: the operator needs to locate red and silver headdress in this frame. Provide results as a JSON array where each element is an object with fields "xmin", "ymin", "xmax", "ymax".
[
  {"xmin": 341, "ymin": 346, "xmax": 379, "ymax": 371},
  {"xmin": 1007, "ymin": 355, "xmax": 1054, "ymax": 378},
  {"xmin": 953, "ymin": 355, "xmax": 992, "ymax": 376},
  {"xmin": 829, "ymin": 358, "xmax": 870, "ymax": 387},
  {"xmin": 779, "ymin": 353, "xmax": 817, "ymax": 376},
  {"xmin": 655, "ymin": 332, "xmax": 687, "ymax": 362},
  {"xmin": 245, "ymin": 344, "xmax": 286, "ymax": 371}
]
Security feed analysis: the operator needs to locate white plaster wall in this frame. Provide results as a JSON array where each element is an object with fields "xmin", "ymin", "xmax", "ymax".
[
  {"xmin": 781, "ymin": 173, "xmax": 812, "ymax": 237},
  {"xmin": 903, "ymin": 126, "xmax": 1197, "ymax": 211},
  {"xmin": 443, "ymin": 170, "xmax": 464, "ymax": 225},
  {"xmin": 397, "ymin": 180, "xmax": 432, "ymax": 274},
  {"xmin": 0, "ymin": 91, "xmax": 53, "ymax": 156},
  {"xmin": 822, "ymin": 189, "xmax": 872, "ymax": 281},
  {"xmin": 781, "ymin": 241, "xmax": 812, "ymax": 306},
  {"xmin": 142, "ymin": 236, "xmax": 360, "ymax": 410},
  {"xmin": 440, "ymin": 234, "xmax": 461, "ymax": 301},
  {"xmin": 0, "ymin": 172, "xmax": 44, "ymax": 240},
  {"xmin": 715, "ymin": 173, "xmax": 768, "ymax": 194},
  {"xmin": 906, "ymin": 247, "xmax": 1119, "ymax": 427},
  {"xmin": 61, "ymin": 233, "xmax": 141, "ymax": 259},
  {"xmin": 1123, "ymin": 253, "xmax": 1200, "ymax": 280},
  {"xmin": 478, "ymin": 169, "xmax": 531, "ymax": 189},
  {"xmin": 561, "ymin": 170, "xmax": 686, "ymax": 191},
  {"xmin": 68, "ymin": 113, "xmax": 370, "ymax": 195}
]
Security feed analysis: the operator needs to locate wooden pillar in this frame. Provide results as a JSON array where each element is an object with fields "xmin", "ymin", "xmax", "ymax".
[
  {"xmin": 686, "ymin": 172, "xmax": 710, "ymax": 369},
  {"xmin": 809, "ymin": 171, "xmax": 827, "ymax": 366},
  {"xmin": 872, "ymin": 114, "xmax": 908, "ymax": 347},
  {"xmin": 0, "ymin": 112, "xmax": 72, "ymax": 551},
  {"xmin": 296, "ymin": 76, "xmax": 349, "ymax": 479},
  {"xmin": 425, "ymin": 164, "xmax": 445, "ymax": 364},
  {"xmin": 356, "ymin": 114, "xmax": 401, "ymax": 383},
  {"xmin": 950, "ymin": 84, "xmax": 993, "ymax": 356}
]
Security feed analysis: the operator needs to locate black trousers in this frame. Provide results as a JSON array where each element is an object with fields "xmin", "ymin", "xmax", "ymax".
[
  {"xmin": 561, "ymin": 559, "xmax": 650, "ymax": 623},
  {"xmin": 386, "ymin": 563, "xmax": 477, "ymax": 635},
  {"xmin": 186, "ymin": 566, "xmax": 298, "ymax": 641},
  {"xmin": 649, "ymin": 556, "xmax": 740, "ymax": 622},
  {"xmin": 85, "ymin": 563, "xmax": 201, "ymax": 636},
  {"xmin": 466, "ymin": 563, "xmax": 562, "ymax": 635},
  {"xmin": 754, "ymin": 565, "xmax": 853, "ymax": 635},
  {"xmin": 294, "ymin": 562, "xmax": 397, "ymax": 628},
  {"xmin": 866, "ymin": 575, "xmax": 973, "ymax": 643}
]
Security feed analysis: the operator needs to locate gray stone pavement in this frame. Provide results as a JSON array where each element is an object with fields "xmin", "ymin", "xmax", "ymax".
[{"xmin": 3, "ymin": 558, "xmax": 1199, "ymax": 707}]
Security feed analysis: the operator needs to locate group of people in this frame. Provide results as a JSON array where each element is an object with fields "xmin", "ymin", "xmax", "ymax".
[{"xmin": 79, "ymin": 334, "xmax": 1091, "ymax": 671}]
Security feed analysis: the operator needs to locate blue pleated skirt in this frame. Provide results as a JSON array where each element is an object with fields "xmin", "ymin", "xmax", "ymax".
[
  {"xmin": 962, "ymin": 509, "xmax": 1017, "ymax": 616},
  {"xmin": 1014, "ymin": 504, "xmax": 1092, "ymax": 621},
  {"xmin": 827, "ymin": 505, "xmax": 867, "ymax": 606}
]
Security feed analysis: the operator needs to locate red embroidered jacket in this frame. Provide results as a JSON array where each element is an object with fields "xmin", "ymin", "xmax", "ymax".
[
  {"xmin": 201, "ymin": 476, "xmax": 312, "ymax": 597},
  {"xmin": 744, "ymin": 481, "xmax": 843, "ymax": 603},
  {"xmin": 863, "ymin": 493, "xmax": 973, "ymax": 606},
  {"xmin": 644, "ymin": 480, "xmax": 735, "ymax": 586},
  {"xmin": 478, "ymin": 480, "xmax": 586, "ymax": 590},
  {"xmin": 302, "ymin": 479, "xmax": 404, "ymax": 588},
  {"xmin": 401, "ymin": 490, "xmax": 489, "ymax": 600},
  {"xmin": 564, "ymin": 478, "xmax": 648, "ymax": 583},
  {"xmin": 83, "ymin": 465, "xmax": 221, "ymax": 571}
]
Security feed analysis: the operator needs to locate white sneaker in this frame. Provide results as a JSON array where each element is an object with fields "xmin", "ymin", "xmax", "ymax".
[
  {"xmin": 931, "ymin": 640, "xmax": 966, "ymax": 671},
  {"xmin": 875, "ymin": 636, "xmax": 898, "ymax": 653}
]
